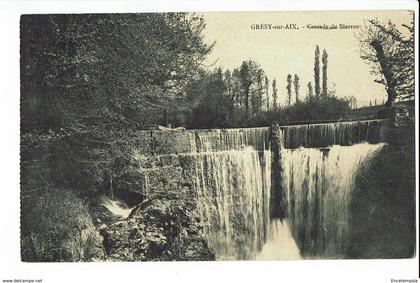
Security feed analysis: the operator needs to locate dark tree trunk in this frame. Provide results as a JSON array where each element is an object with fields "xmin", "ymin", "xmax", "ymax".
[
  {"xmin": 109, "ymin": 174, "xmax": 114, "ymax": 199},
  {"xmin": 370, "ymin": 40, "xmax": 397, "ymax": 108},
  {"xmin": 244, "ymin": 83, "xmax": 251, "ymax": 118}
]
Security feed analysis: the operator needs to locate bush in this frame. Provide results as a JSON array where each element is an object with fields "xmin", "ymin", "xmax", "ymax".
[
  {"xmin": 286, "ymin": 95, "xmax": 351, "ymax": 122},
  {"xmin": 226, "ymin": 96, "xmax": 352, "ymax": 128},
  {"xmin": 21, "ymin": 189, "xmax": 104, "ymax": 262},
  {"xmin": 188, "ymin": 93, "xmax": 232, "ymax": 129}
]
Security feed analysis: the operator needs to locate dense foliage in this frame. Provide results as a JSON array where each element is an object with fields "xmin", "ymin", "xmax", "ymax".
[
  {"xmin": 21, "ymin": 13, "xmax": 212, "ymax": 132},
  {"xmin": 20, "ymin": 13, "xmax": 213, "ymax": 261},
  {"xmin": 21, "ymin": 189, "xmax": 104, "ymax": 262},
  {"xmin": 186, "ymin": 64, "xmax": 351, "ymax": 128},
  {"xmin": 185, "ymin": 43, "xmax": 348, "ymax": 129},
  {"xmin": 21, "ymin": 13, "xmax": 212, "ymax": 196}
]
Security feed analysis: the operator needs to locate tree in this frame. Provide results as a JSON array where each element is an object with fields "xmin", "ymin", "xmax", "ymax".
[
  {"xmin": 187, "ymin": 59, "xmax": 271, "ymax": 127},
  {"xmin": 286, "ymin": 74, "xmax": 292, "ymax": 107},
  {"xmin": 22, "ymin": 14, "xmax": 213, "ymax": 132},
  {"xmin": 187, "ymin": 68, "xmax": 233, "ymax": 128},
  {"xmin": 314, "ymin": 45, "xmax": 321, "ymax": 97},
  {"xmin": 322, "ymin": 49, "xmax": 328, "ymax": 97},
  {"xmin": 231, "ymin": 68, "xmax": 243, "ymax": 109},
  {"xmin": 272, "ymin": 79, "xmax": 278, "ymax": 110},
  {"xmin": 293, "ymin": 74, "xmax": 300, "ymax": 103},
  {"xmin": 251, "ymin": 69, "xmax": 264, "ymax": 115},
  {"xmin": 358, "ymin": 18, "xmax": 414, "ymax": 107},
  {"xmin": 307, "ymin": 82, "xmax": 313, "ymax": 99},
  {"xmin": 224, "ymin": 69, "xmax": 235, "ymax": 113},
  {"xmin": 239, "ymin": 61, "xmax": 251, "ymax": 117},
  {"xmin": 238, "ymin": 60, "xmax": 264, "ymax": 118},
  {"xmin": 265, "ymin": 76, "xmax": 270, "ymax": 111},
  {"xmin": 21, "ymin": 13, "xmax": 213, "ymax": 196}
]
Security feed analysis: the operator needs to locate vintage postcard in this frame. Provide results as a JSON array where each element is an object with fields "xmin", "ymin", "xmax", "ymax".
[
  {"xmin": 19, "ymin": 10, "xmax": 415, "ymax": 263},
  {"xmin": 0, "ymin": 4, "xmax": 415, "ymax": 283}
]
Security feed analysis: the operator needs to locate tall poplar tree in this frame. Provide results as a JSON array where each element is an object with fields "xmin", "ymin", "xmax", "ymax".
[
  {"xmin": 322, "ymin": 49, "xmax": 328, "ymax": 97},
  {"xmin": 314, "ymin": 45, "xmax": 321, "ymax": 97},
  {"xmin": 293, "ymin": 74, "xmax": 300, "ymax": 103},
  {"xmin": 286, "ymin": 74, "xmax": 292, "ymax": 107},
  {"xmin": 265, "ymin": 76, "xmax": 270, "ymax": 111},
  {"xmin": 307, "ymin": 81, "xmax": 313, "ymax": 98},
  {"xmin": 272, "ymin": 79, "xmax": 278, "ymax": 109}
]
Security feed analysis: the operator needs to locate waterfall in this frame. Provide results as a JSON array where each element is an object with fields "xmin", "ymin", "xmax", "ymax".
[
  {"xmin": 194, "ymin": 127, "xmax": 269, "ymax": 152},
  {"xmin": 256, "ymin": 219, "xmax": 302, "ymax": 260},
  {"xmin": 281, "ymin": 119, "xmax": 386, "ymax": 149},
  {"xmin": 187, "ymin": 128, "xmax": 271, "ymax": 259},
  {"xmin": 278, "ymin": 143, "xmax": 385, "ymax": 258},
  {"xmin": 137, "ymin": 120, "xmax": 388, "ymax": 260},
  {"xmin": 99, "ymin": 195, "xmax": 134, "ymax": 219},
  {"xmin": 184, "ymin": 147, "xmax": 271, "ymax": 260}
]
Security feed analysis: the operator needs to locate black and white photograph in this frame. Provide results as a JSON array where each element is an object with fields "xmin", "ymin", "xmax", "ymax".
[{"xmin": 0, "ymin": 2, "xmax": 418, "ymax": 283}]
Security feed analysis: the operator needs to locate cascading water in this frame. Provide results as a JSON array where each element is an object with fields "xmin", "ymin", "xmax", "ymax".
[
  {"xmin": 281, "ymin": 119, "xmax": 386, "ymax": 149},
  {"xmin": 99, "ymin": 195, "xmax": 134, "ymax": 219},
  {"xmin": 256, "ymin": 219, "xmax": 302, "ymax": 260},
  {"xmin": 194, "ymin": 127, "xmax": 269, "ymax": 152},
  {"xmin": 278, "ymin": 142, "xmax": 385, "ymax": 258},
  {"xmin": 184, "ymin": 147, "xmax": 271, "ymax": 260},
  {"xmin": 138, "ymin": 120, "xmax": 387, "ymax": 260}
]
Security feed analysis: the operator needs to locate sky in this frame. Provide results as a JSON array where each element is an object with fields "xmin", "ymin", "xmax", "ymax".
[{"xmin": 201, "ymin": 11, "xmax": 413, "ymax": 107}]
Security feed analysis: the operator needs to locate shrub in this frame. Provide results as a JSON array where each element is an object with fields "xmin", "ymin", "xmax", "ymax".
[
  {"xmin": 21, "ymin": 189, "xmax": 104, "ymax": 262},
  {"xmin": 286, "ymin": 95, "xmax": 351, "ymax": 122}
]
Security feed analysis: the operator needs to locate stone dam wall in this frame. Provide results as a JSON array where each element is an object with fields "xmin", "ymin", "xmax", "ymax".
[{"xmin": 116, "ymin": 119, "xmax": 389, "ymax": 198}]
